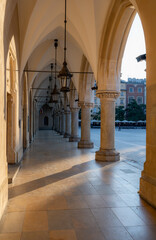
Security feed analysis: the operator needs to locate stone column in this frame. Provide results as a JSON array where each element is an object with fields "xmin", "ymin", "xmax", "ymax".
[
  {"xmin": 55, "ymin": 113, "xmax": 59, "ymax": 133},
  {"xmin": 78, "ymin": 102, "xmax": 93, "ymax": 148},
  {"xmin": 59, "ymin": 111, "xmax": 65, "ymax": 135},
  {"xmin": 58, "ymin": 112, "xmax": 61, "ymax": 133},
  {"xmin": 61, "ymin": 111, "xmax": 65, "ymax": 135},
  {"xmin": 69, "ymin": 108, "xmax": 80, "ymax": 142},
  {"xmin": 29, "ymin": 90, "xmax": 33, "ymax": 143},
  {"xmin": 52, "ymin": 113, "xmax": 55, "ymax": 130},
  {"xmin": 136, "ymin": 0, "xmax": 156, "ymax": 208},
  {"xmin": 23, "ymin": 105, "xmax": 29, "ymax": 150},
  {"xmin": 53, "ymin": 113, "xmax": 57, "ymax": 131},
  {"xmin": 7, "ymin": 94, "xmax": 17, "ymax": 163},
  {"xmin": 59, "ymin": 112, "xmax": 62, "ymax": 135},
  {"xmin": 64, "ymin": 109, "xmax": 71, "ymax": 138},
  {"xmin": 35, "ymin": 106, "xmax": 38, "ymax": 134},
  {"xmin": 95, "ymin": 91, "xmax": 120, "ymax": 162}
]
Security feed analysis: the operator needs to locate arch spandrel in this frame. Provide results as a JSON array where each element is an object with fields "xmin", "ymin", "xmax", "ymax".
[
  {"xmin": 78, "ymin": 55, "xmax": 94, "ymax": 104},
  {"xmin": 97, "ymin": 0, "xmax": 136, "ymax": 92}
]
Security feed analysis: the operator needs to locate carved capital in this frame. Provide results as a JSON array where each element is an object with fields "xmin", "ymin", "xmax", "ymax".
[
  {"xmin": 96, "ymin": 90, "xmax": 120, "ymax": 100},
  {"xmin": 78, "ymin": 101, "xmax": 94, "ymax": 109}
]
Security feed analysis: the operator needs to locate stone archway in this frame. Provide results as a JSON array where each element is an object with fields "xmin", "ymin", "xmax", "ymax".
[{"xmin": 95, "ymin": 0, "xmax": 136, "ymax": 162}]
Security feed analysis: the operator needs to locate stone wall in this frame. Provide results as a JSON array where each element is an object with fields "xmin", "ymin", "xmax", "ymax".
[{"xmin": 0, "ymin": 0, "xmax": 8, "ymax": 220}]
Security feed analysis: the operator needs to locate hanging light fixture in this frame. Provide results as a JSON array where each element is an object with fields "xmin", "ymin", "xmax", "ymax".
[
  {"xmin": 58, "ymin": 0, "xmax": 72, "ymax": 92},
  {"xmin": 52, "ymin": 39, "xmax": 60, "ymax": 103},
  {"xmin": 48, "ymin": 64, "xmax": 54, "ymax": 107}
]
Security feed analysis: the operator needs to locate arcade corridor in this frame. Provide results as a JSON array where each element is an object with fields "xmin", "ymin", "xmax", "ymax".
[{"xmin": 0, "ymin": 131, "xmax": 156, "ymax": 240}]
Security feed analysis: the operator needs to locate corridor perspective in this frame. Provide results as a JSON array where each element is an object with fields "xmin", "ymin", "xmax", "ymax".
[
  {"xmin": 1, "ymin": 130, "xmax": 156, "ymax": 240},
  {"xmin": 1, "ymin": 0, "xmax": 156, "ymax": 239}
]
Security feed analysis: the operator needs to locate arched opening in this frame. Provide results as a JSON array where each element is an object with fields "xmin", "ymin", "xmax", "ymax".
[
  {"xmin": 44, "ymin": 116, "xmax": 49, "ymax": 126},
  {"xmin": 114, "ymin": 13, "xmax": 146, "ymax": 170},
  {"xmin": 39, "ymin": 104, "xmax": 52, "ymax": 130}
]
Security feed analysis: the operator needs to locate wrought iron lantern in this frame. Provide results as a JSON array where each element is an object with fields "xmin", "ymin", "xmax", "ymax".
[
  {"xmin": 48, "ymin": 68, "xmax": 54, "ymax": 107},
  {"xmin": 52, "ymin": 84, "xmax": 60, "ymax": 103},
  {"xmin": 52, "ymin": 39, "xmax": 60, "ymax": 103},
  {"xmin": 48, "ymin": 93, "xmax": 54, "ymax": 108},
  {"xmin": 58, "ymin": 0, "xmax": 72, "ymax": 92}
]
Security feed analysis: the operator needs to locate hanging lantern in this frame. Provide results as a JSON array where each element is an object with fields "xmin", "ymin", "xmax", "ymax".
[
  {"xmin": 48, "ymin": 93, "xmax": 54, "ymax": 108},
  {"xmin": 58, "ymin": 61, "xmax": 72, "ymax": 92},
  {"xmin": 48, "ymin": 69, "xmax": 53, "ymax": 107},
  {"xmin": 51, "ymin": 39, "xmax": 60, "ymax": 103},
  {"xmin": 52, "ymin": 84, "xmax": 60, "ymax": 103},
  {"xmin": 58, "ymin": 0, "xmax": 73, "ymax": 93}
]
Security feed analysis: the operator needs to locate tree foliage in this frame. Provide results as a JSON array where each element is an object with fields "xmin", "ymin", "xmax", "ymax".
[
  {"xmin": 115, "ymin": 106, "xmax": 125, "ymax": 121},
  {"xmin": 92, "ymin": 107, "xmax": 101, "ymax": 120},
  {"xmin": 125, "ymin": 100, "xmax": 146, "ymax": 121}
]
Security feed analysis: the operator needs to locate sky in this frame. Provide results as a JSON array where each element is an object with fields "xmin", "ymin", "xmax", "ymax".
[{"xmin": 121, "ymin": 14, "xmax": 146, "ymax": 81}]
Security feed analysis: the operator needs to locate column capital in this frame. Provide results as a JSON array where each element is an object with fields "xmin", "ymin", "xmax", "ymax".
[
  {"xmin": 78, "ymin": 101, "xmax": 94, "ymax": 108},
  {"xmin": 96, "ymin": 90, "xmax": 120, "ymax": 100}
]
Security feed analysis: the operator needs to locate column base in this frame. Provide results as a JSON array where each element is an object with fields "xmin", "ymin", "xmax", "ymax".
[
  {"xmin": 95, "ymin": 149, "xmax": 120, "ymax": 162},
  {"xmin": 69, "ymin": 136, "xmax": 80, "ymax": 142},
  {"xmin": 139, "ymin": 173, "xmax": 156, "ymax": 208},
  {"xmin": 64, "ymin": 133, "xmax": 71, "ymax": 138},
  {"xmin": 78, "ymin": 140, "xmax": 94, "ymax": 149},
  {"xmin": 7, "ymin": 148, "xmax": 18, "ymax": 164}
]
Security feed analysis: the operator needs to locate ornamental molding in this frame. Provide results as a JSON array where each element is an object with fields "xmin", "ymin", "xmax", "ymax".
[
  {"xmin": 96, "ymin": 90, "xmax": 120, "ymax": 99},
  {"xmin": 78, "ymin": 101, "xmax": 94, "ymax": 108}
]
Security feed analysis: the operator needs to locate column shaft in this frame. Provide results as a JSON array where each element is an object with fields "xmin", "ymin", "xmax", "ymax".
[
  {"xmin": 61, "ymin": 113, "xmax": 65, "ymax": 135},
  {"xmin": 95, "ymin": 91, "xmax": 120, "ymax": 162},
  {"xmin": 64, "ymin": 111, "xmax": 71, "ymax": 138},
  {"xmin": 69, "ymin": 108, "xmax": 80, "ymax": 142},
  {"xmin": 78, "ymin": 102, "xmax": 93, "ymax": 148}
]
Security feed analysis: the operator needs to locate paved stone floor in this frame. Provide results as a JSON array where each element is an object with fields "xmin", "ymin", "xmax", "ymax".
[
  {"xmin": 1, "ymin": 130, "xmax": 156, "ymax": 240},
  {"xmin": 90, "ymin": 128, "xmax": 146, "ymax": 170}
]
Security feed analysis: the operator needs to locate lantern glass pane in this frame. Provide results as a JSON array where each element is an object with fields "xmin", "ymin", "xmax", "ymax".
[{"xmin": 61, "ymin": 77, "xmax": 66, "ymax": 88}]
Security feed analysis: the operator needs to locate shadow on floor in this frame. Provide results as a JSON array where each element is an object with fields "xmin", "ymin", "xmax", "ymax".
[{"xmin": 9, "ymin": 160, "xmax": 112, "ymax": 199}]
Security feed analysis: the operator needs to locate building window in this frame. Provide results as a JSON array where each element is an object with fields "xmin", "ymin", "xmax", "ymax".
[
  {"xmin": 128, "ymin": 96, "xmax": 134, "ymax": 104},
  {"xmin": 137, "ymin": 96, "xmax": 143, "ymax": 104},
  {"xmin": 44, "ymin": 116, "xmax": 49, "ymax": 126},
  {"xmin": 120, "ymin": 99, "xmax": 124, "ymax": 105},
  {"xmin": 138, "ymin": 87, "xmax": 142, "ymax": 93},
  {"xmin": 129, "ymin": 87, "xmax": 134, "ymax": 93},
  {"xmin": 120, "ymin": 91, "xmax": 124, "ymax": 96}
]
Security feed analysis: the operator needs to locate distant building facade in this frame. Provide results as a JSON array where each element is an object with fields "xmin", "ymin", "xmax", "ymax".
[
  {"xmin": 126, "ymin": 78, "xmax": 146, "ymax": 106},
  {"xmin": 115, "ymin": 78, "xmax": 146, "ymax": 109},
  {"xmin": 93, "ymin": 78, "xmax": 146, "ymax": 114},
  {"xmin": 115, "ymin": 80, "xmax": 127, "ymax": 109}
]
